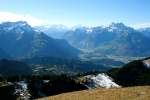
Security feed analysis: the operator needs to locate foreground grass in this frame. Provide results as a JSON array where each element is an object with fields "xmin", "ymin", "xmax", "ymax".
[{"xmin": 36, "ymin": 86, "xmax": 150, "ymax": 100}]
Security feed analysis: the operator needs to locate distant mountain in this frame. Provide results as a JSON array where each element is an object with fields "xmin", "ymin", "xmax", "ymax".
[
  {"xmin": 139, "ymin": 28, "xmax": 150, "ymax": 37},
  {"xmin": 63, "ymin": 27, "xmax": 88, "ymax": 49},
  {"xmin": 0, "ymin": 59, "xmax": 32, "ymax": 77},
  {"xmin": 35, "ymin": 24, "xmax": 69, "ymax": 39},
  {"xmin": 108, "ymin": 57, "xmax": 150, "ymax": 86},
  {"xmin": 63, "ymin": 23, "xmax": 150, "ymax": 57},
  {"xmin": 0, "ymin": 21, "xmax": 80, "ymax": 59}
]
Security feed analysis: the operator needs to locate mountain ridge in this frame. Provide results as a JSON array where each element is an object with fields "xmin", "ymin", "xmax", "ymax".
[
  {"xmin": 62, "ymin": 23, "xmax": 150, "ymax": 57},
  {"xmin": 0, "ymin": 21, "xmax": 80, "ymax": 59}
]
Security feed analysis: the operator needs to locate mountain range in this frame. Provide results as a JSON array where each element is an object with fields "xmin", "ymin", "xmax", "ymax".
[
  {"xmin": 1, "ymin": 21, "xmax": 150, "ymax": 61},
  {"xmin": 62, "ymin": 23, "xmax": 150, "ymax": 57},
  {"xmin": 35, "ymin": 24, "xmax": 69, "ymax": 39},
  {"xmin": 0, "ymin": 21, "xmax": 80, "ymax": 59},
  {"xmin": 30, "ymin": 22, "xmax": 150, "ymax": 57}
]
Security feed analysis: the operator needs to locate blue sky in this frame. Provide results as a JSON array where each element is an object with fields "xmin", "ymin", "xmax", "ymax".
[{"xmin": 0, "ymin": 0, "xmax": 150, "ymax": 27}]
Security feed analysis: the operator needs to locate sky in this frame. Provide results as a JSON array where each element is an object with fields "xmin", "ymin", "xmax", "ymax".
[{"xmin": 0, "ymin": 0, "xmax": 150, "ymax": 28}]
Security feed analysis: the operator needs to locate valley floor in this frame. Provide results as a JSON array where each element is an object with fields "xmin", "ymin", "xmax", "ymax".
[{"xmin": 36, "ymin": 86, "xmax": 150, "ymax": 100}]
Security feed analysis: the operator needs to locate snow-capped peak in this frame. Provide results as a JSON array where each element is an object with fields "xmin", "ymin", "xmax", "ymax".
[
  {"xmin": 107, "ymin": 22, "xmax": 133, "ymax": 32},
  {"xmin": 86, "ymin": 28, "xmax": 93, "ymax": 33},
  {"xmin": 0, "ymin": 21, "xmax": 34, "ymax": 33},
  {"xmin": 0, "ymin": 21, "xmax": 31, "ymax": 30}
]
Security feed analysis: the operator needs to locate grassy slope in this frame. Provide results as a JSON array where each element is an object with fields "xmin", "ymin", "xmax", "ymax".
[{"xmin": 36, "ymin": 86, "xmax": 150, "ymax": 100}]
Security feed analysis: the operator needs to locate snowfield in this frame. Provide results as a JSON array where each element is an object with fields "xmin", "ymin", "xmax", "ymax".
[
  {"xmin": 84, "ymin": 73, "xmax": 121, "ymax": 89},
  {"xmin": 14, "ymin": 81, "xmax": 31, "ymax": 100}
]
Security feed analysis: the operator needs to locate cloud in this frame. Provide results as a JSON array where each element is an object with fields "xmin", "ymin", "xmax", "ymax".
[
  {"xmin": 130, "ymin": 23, "xmax": 150, "ymax": 29},
  {"xmin": 0, "ymin": 11, "xmax": 47, "ymax": 26}
]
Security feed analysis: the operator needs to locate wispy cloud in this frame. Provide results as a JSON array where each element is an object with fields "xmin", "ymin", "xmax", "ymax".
[
  {"xmin": 130, "ymin": 23, "xmax": 150, "ymax": 29},
  {"xmin": 0, "ymin": 11, "xmax": 47, "ymax": 26}
]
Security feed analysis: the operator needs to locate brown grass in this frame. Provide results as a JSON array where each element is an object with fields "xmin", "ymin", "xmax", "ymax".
[{"xmin": 36, "ymin": 86, "xmax": 150, "ymax": 100}]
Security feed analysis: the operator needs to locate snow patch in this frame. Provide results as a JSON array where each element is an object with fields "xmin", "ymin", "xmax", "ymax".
[
  {"xmin": 84, "ymin": 73, "xmax": 121, "ymax": 89},
  {"xmin": 108, "ymin": 26, "xmax": 118, "ymax": 32},
  {"xmin": 14, "ymin": 81, "xmax": 31, "ymax": 100},
  {"xmin": 143, "ymin": 59, "xmax": 150, "ymax": 69},
  {"xmin": 86, "ymin": 28, "xmax": 93, "ymax": 33}
]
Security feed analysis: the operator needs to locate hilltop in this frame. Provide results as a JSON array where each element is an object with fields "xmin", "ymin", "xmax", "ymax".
[{"xmin": 36, "ymin": 86, "xmax": 150, "ymax": 100}]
